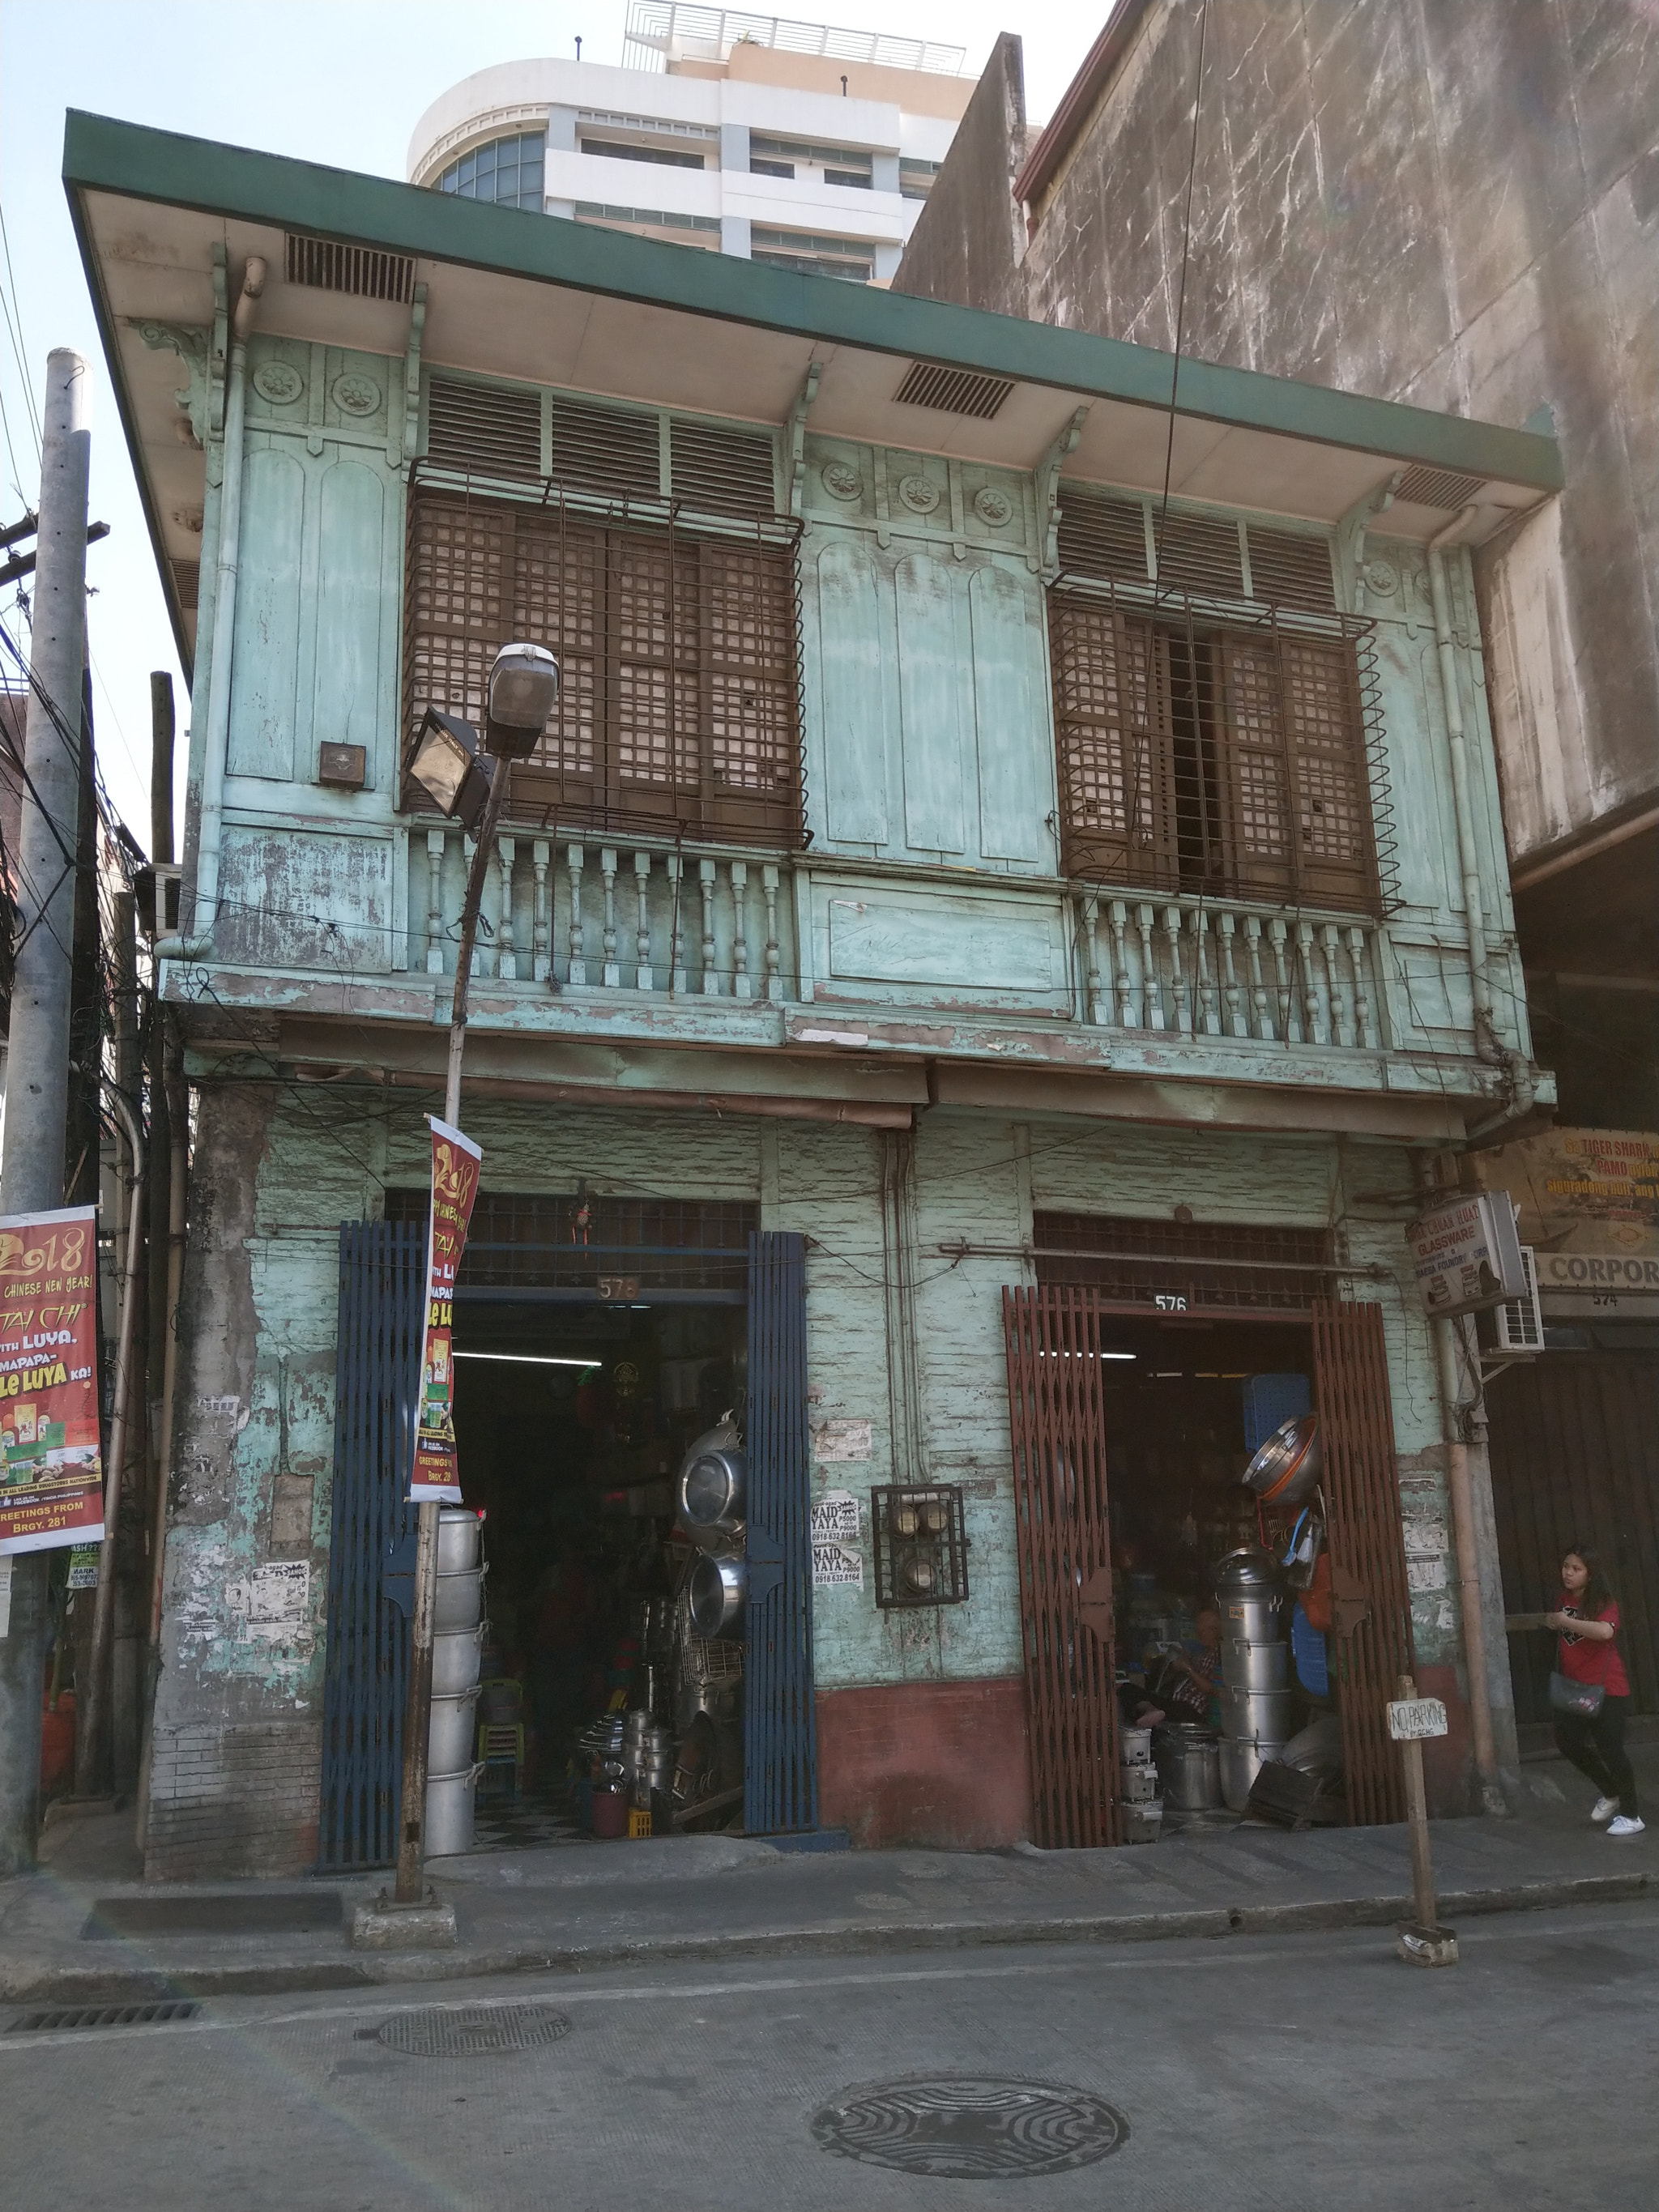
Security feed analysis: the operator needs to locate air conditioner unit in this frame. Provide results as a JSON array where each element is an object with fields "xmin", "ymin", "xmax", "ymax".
[{"xmin": 1478, "ymin": 1246, "xmax": 1544, "ymax": 1356}]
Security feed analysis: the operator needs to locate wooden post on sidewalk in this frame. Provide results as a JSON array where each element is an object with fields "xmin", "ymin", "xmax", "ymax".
[{"xmin": 1391, "ymin": 1672, "xmax": 1458, "ymax": 1967}]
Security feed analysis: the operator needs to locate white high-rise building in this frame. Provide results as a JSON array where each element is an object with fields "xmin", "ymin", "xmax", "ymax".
[{"xmin": 407, "ymin": 3, "xmax": 976, "ymax": 284}]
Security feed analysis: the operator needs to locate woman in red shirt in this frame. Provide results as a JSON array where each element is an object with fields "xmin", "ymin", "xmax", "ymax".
[{"xmin": 1543, "ymin": 1545, "xmax": 1643, "ymax": 1837}]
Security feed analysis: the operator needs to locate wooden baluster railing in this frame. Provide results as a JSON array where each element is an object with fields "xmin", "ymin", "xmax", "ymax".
[
  {"xmin": 1109, "ymin": 901, "xmax": 1133, "ymax": 1028},
  {"xmin": 666, "ymin": 854, "xmax": 688, "ymax": 994},
  {"xmin": 730, "ymin": 861, "xmax": 751, "ymax": 999},
  {"xmin": 1164, "ymin": 906, "xmax": 1191, "ymax": 1035},
  {"xmin": 1320, "ymin": 923, "xmax": 1346, "ymax": 1046},
  {"xmin": 600, "ymin": 848, "xmax": 621, "ymax": 987},
  {"xmin": 1296, "ymin": 920, "xmax": 1321, "ymax": 1045},
  {"xmin": 1347, "ymin": 925, "xmax": 1374, "ymax": 1049},
  {"xmin": 699, "ymin": 859, "xmax": 719, "ymax": 995},
  {"xmin": 1078, "ymin": 893, "xmax": 1105, "ymax": 1023},
  {"xmin": 633, "ymin": 852, "xmax": 654, "ymax": 992},
  {"xmin": 1243, "ymin": 915, "xmax": 1272, "ymax": 1040},
  {"xmin": 496, "ymin": 835, "xmax": 516, "ymax": 980},
  {"xmin": 1191, "ymin": 907, "xmax": 1220, "ymax": 1035},
  {"xmin": 425, "ymin": 829, "xmax": 446, "ymax": 976},
  {"xmin": 1269, "ymin": 918, "xmax": 1294, "ymax": 1040},
  {"xmin": 762, "ymin": 864, "xmax": 783, "ymax": 1004},
  {"xmin": 1218, "ymin": 911, "xmax": 1246, "ymax": 1037},
  {"xmin": 531, "ymin": 839, "xmax": 551, "ymax": 983},
  {"xmin": 566, "ymin": 843, "xmax": 586, "ymax": 986},
  {"xmin": 1137, "ymin": 902, "xmax": 1161, "ymax": 1029}
]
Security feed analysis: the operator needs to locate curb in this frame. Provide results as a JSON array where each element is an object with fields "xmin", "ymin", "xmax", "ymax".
[{"xmin": 2, "ymin": 1869, "xmax": 1652, "ymax": 2007}]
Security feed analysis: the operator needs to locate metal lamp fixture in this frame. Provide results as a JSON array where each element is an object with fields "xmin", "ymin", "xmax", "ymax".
[
  {"xmin": 404, "ymin": 706, "xmax": 492, "ymax": 831},
  {"xmin": 484, "ymin": 640, "xmax": 560, "ymax": 759}
]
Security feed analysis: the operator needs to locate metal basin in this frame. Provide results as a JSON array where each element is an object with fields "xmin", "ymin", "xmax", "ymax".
[
  {"xmin": 424, "ymin": 1762, "xmax": 483, "ymax": 1858},
  {"xmin": 428, "ymin": 1685, "xmax": 481, "ymax": 1771},
  {"xmin": 1219, "ymin": 1737, "xmax": 1283, "ymax": 1812},
  {"xmin": 689, "ymin": 1553, "xmax": 747, "ymax": 1640},
  {"xmin": 431, "ymin": 1622, "xmax": 486, "ymax": 1695},
  {"xmin": 679, "ymin": 1444, "xmax": 748, "ymax": 1540},
  {"xmin": 436, "ymin": 1507, "xmax": 483, "ymax": 1575},
  {"xmin": 1221, "ymin": 1639, "xmax": 1289, "ymax": 1693},
  {"xmin": 1219, "ymin": 1685, "xmax": 1296, "ymax": 1743},
  {"xmin": 433, "ymin": 1563, "xmax": 488, "ymax": 1632},
  {"xmin": 1242, "ymin": 1414, "xmax": 1322, "ymax": 1508}
]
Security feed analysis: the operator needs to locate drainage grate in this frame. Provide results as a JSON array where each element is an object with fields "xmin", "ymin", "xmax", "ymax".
[
  {"xmin": 812, "ymin": 2075, "xmax": 1129, "ymax": 2179},
  {"xmin": 9, "ymin": 2001, "xmax": 202, "ymax": 2033},
  {"xmin": 375, "ymin": 2004, "xmax": 573, "ymax": 2057}
]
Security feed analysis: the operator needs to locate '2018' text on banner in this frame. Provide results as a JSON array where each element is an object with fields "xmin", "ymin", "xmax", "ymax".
[{"xmin": 0, "ymin": 1206, "xmax": 104, "ymax": 1555}]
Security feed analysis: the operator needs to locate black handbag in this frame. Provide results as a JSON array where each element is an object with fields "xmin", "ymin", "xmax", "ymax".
[{"xmin": 1549, "ymin": 1670, "xmax": 1605, "ymax": 1719}]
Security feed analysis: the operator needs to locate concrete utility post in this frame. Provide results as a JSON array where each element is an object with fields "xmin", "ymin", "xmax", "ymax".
[{"xmin": 0, "ymin": 350, "xmax": 92, "ymax": 1876}]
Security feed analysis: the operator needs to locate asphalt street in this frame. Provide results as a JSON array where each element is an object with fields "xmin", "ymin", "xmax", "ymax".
[{"xmin": 6, "ymin": 1900, "xmax": 1656, "ymax": 2210}]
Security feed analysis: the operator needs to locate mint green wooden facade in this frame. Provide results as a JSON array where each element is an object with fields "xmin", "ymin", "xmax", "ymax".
[{"xmin": 71, "ymin": 117, "xmax": 1559, "ymax": 1873}]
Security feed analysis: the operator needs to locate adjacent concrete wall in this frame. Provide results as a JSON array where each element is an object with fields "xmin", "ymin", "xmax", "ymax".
[{"xmin": 896, "ymin": 3, "xmax": 1659, "ymax": 875}]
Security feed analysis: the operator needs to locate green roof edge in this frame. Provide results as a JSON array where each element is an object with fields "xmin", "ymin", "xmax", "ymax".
[{"xmin": 63, "ymin": 108, "xmax": 1563, "ymax": 493}]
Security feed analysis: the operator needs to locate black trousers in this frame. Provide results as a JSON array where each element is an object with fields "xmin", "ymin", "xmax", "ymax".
[{"xmin": 1555, "ymin": 1695, "xmax": 1639, "ymax": 1819}]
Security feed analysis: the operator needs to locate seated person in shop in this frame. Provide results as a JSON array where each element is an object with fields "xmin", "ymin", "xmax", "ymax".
[{"xmin": 1145, "ymin": 1605, "xmax": 1224, "ymax": 1731}]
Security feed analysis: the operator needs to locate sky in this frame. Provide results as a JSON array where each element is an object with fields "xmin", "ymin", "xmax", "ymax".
[{"xmin": 0, "ymin": 0, "xmax": 1107, "ymax": 844}]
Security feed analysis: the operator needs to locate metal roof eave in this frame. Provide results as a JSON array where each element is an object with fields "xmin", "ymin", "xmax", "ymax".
[{"xmin": 62, "ymin": 109, "xmax": 1563, "ymax": 495}]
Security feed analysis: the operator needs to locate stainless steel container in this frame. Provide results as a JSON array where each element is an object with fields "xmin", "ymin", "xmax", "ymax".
[
  {"xmin": 431, "ymin": 1622, "xmax": 486, "ymax": 1695},
  {"xmin": 433, "ymin": 1562, "xmax": 488, "ymax": 1632},
  {"xmin": 1219, "ymin": 1595, "xmax": 1283, "ymax": 1645},
  {"xmin": 1219, "ymin": 1737, "xmax": 1282, "ymax": 1812},
  {"xmin": 1120, "ymin": 1725, "xmax": 1154, "ymax": 1769},
  {"xmin": 1119, "ymin": 1762, "xmax": 1159, "ymax": 1804},
  {"xmin": 1212, "ymin": 1545, "xmax": 1286, "ymax": 1596},
  {"xmin": 1221, "ymin": 1638, "xmax": 1289, "ymax": 1693},
  {"xmin": 1155, "ymin": 1726, "xmax": 1222, "ymax": 1811},
  {"xmin": 428, "ymin": 1684, "xmax": 480, "ymax": 1771},
  {"xmin": 424, "ymin": 1762, "xmax": 483, "ymax": 1857},
  {"xmin": 436, "ymin": 1507, "xmax": 483, "ymax": 1575},
  {"xmin": 1219, "ymin": 1685, "xmax": 1295, "ymax": 1742},
  {"xmin": 689, "ymin": 1552, "xmax": 747, "ymax": 1639}
]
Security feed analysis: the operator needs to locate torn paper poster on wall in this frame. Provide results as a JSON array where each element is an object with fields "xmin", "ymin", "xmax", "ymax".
[
  {"xmin": 228, "ymin": 1558, "xmax": 312, "ymax": 1639},
  {"xmin": 810, "ymin": 1490, "xmax": 862, "ymax": 1545},
  {"xmin": 813, "ymin": 1541, "xmax": 864, "ymax": 1590},
  {"xmin": 812, "ymin": 1418, "xmax": 872, "ymax": 1464}
]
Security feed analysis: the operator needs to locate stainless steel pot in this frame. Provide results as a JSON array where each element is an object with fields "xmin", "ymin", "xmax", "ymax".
[
  {"xmin": 1219, "ymin": 1685, "xmax": 1295, "ymax": 1743},
  {"xmin": 689, "ymin": 1553, "xmax": 747, "ymax": 1640},
  {"xmin": 1219, "ymin": 1595, "xmax": 1283, "ymax": 1645},
  {"xmin": 1212, "ymin": 1545, "xmax": 1286, "ymax": 1596},
  {"xmin": 433, "ymin": 1562, "xmax": 488, "ymax": 1632},
  {"xmin": 680, "ymin": 1444, "xmax": 748, "ymax": 1537},
  {"xmin": 431, "ymin": 1622, "xmax": 486, "ymax": 1695},
  {"xmin": 1219, "ymin": 1736, "xmax": 1282, "ymax": 1812},
  {"xmin": 1221, "ymin": 1638, "xmax": 1289, "ymax": 1693},
  {"xmin": 1154, "ymin": 1727, "xmax": 1222, "ymax": 1811},
  {"xmin": 436, "ymin": 1507, "xmax": 483, "ymax": 1575},
  {"xmin": 1241, "ymin": 1414, "xmax": 1322, "ymax": 1508},
  {"xmin": 428, "ymin": 1685, "xmax": 481, "ymax": 1771},
  {"xmin": 424, "ymin": 1762, "xmax": 483, "ymax": 1857}
]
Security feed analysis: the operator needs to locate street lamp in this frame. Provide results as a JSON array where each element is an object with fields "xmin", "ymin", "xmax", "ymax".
[{"xmin": 393, "ymin": 641, "xmax": 558, "ymax": 1915}]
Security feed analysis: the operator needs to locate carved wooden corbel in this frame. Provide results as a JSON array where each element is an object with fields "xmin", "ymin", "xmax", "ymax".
[
  {"xmin": 783, "ymin": 358, "xmax": 821, "ymax": 518},
  {"xmin": 1034, "ymin": 404, "xmax": 1090, "ymax": 578},
  {"xmin": 1335, "ymin": 468, "xmax": 1404, "ymax": 616}
]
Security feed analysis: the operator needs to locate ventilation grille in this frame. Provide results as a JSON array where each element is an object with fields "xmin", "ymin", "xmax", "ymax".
[
  {"xmin": 1392, "ymin": 464, "xmax": 1486, "ymax": 511},
  {"xmin": 1057, "ymin": 485, "xmax": 1336, "ymax": 612},
  {"xmin": 427, "ymin": 377, "xmax": 542, "ymax": 480},
  {"xmin": 170, "ymin": 560, "xmax": 200, "ymax": 612},
  {"xmin": 671, "ymin": 420, "xmax": 778, "ymax": 519},
  {"xmin": 549, "ymin": 396, "xmax": 659, "ymax": 501},
  {"xmin": 893, "ymin": 362, "xmax": 1016, "ymax": 420},
  {"xmin": 284, "ymin": 233, "xmax": 416, "ymax": 304}
]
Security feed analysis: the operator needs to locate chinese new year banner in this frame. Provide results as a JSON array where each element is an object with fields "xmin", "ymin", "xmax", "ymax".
[
  {"xmin": 0, "ymin": 1205, "xmax": 104, "ymax": 1555},
  {"xmin": 410, "ymin": 1117, "xmax": 482, "ymax": 1502}
]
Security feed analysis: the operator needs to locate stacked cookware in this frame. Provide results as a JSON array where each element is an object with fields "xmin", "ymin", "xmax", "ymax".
[
  {"xmin": 426, "ymin": 1507, "xmax": 488, "ymax": 1857},
  {"xmin": 1118, "ymin": 1724, "xmax": 1162, "ymax": 1842},
  {"xmin": 625, "ymin": 1712, "xmax": 676, "ymax": 1832},
  {"xmin": 1213, "ymin": 1545, "xmax": 1292, "ymax": 1811}
]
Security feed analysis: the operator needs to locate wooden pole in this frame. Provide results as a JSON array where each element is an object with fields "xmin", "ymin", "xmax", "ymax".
[{"xmin": 1394, "ymin": 1671, "xmax": 1458, "ymax": 1966}]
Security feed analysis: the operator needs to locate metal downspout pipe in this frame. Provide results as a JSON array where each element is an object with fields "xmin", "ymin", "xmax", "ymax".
[{"xmin": 152, "ymin": 255, "xmax": 265, "ymax": 961}]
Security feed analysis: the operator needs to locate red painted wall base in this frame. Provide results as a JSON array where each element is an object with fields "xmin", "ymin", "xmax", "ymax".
[{"xmin": 816, "ymin": 1676, "xmax": 1031, "ymax": 1850}]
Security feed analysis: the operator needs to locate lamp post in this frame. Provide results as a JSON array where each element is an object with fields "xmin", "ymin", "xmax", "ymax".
[{"xmin": 392, "ymin": 642, "xmax": 558, "ymax": 1911}]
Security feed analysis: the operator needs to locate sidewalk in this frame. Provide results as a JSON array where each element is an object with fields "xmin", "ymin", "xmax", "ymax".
[{"xmin": 3, "ymin": 1744, "xmax": 1654, "ymax": 2008}]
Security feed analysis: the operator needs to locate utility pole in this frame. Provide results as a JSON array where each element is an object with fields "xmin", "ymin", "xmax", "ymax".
[{"xmin": 0, "ymin": 351, "xmax": 92, "ymax": 1876}]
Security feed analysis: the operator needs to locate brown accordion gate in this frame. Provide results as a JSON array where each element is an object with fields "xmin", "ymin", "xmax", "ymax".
[
  {"xmin": 1002, "ymin": 1285, "xmax": 1416, "ymax": 1843},
  {"xmin": 1001, "ymin": 1287, "xmax": 1121, "ymax": 1849}
]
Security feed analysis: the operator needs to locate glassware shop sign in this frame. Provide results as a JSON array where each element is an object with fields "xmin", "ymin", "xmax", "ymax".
[
  {"xmin": 0, "ymin": 1205, "xmax": 104, "ymax": 1554},
  {"xmin": 409, "ymin": 1119, "xmax": 482, "ymax": 1503}
]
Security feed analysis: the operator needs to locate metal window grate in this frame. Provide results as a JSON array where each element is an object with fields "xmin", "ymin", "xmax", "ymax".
[
  {"xmin": 1392, "ymin": 464, "xmax": 1486, "ymax": 511},
  {"xmin": 383, "ymin": 1191, "xmax": 758, "ymax": 1294},
  {"xmin": 893, "ymin": 361, "xmax": 1016, "ymax": 420},
  {"xmin": 427, "ymin": 378, "xmax": 542, "ymax": 481},
  {"xmin": 1154, "ymin": 508, "xmax": 1244, "ymax": 599},
  {"xmin": 1047, "ymin": 578, "xmax": 1391, "ymax": 914},
  {"xmin": 284, "ymin": 233, "xmax": 416, "ymax": 303},
  {"xmin": 405, "ymin": 484, "xmax": 804, "ymax": 843},
  {"xmin": 8, "ymin": 2002, "xmax": 202, "ymax": 2032},
  {"xmin": 870, "ymin": 1485, "xmax": 969, "ymax": 1609},
  {"xmin": 550, "ymin": 396, "xmax": 660, "ymax": 502},
  {"xmin": 1033, "ymin": 1212, "xmax": 1336, "ymax": 1315}
]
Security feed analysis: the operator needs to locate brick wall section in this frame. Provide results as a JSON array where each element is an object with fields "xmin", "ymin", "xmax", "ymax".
[{"xmin": 145, "ymin": 1717, "xmax": 322, "ymax": 1880}]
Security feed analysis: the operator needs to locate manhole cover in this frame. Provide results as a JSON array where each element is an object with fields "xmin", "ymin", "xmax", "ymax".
[
  {"xmin": 375, "ymin": 2005, "xmax": 572, "ymax": 2057},
  {"xmin": 811, "ymin": 2074, "xmax": 1128, "ymax": 2179}
]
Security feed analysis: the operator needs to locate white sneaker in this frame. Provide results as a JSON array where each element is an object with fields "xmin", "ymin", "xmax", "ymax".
[
  {"xmin": 1591, "ymin": 1796, "xmax": 1620, "ymax": 1824},
  {"xmin": 1605, "ymin": 1815, "xmax": 1645, "ymax": 1838}
]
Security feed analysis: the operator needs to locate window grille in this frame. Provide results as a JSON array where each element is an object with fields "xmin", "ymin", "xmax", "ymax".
[
  {"xmin": 382, "ymin": 1190, "xmax": 756, "ymax": 1294},
  {"xmin": 405, "ymin": 484, "xmax": 804, "ymax": 845},
  {"xmin": 1047, "ymin": 579, "xmax": 1391, "ymax": 914},
  {"xmin": 1033, "ymin": 1212, "xmax": 1336, "ymax": 1315},
  {"xmin": 893, "ymin": 361, "xmax": 1016, "ymax": 420}
]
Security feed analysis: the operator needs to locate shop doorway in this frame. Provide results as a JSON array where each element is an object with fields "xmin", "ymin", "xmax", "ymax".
[
  {"xmin": 318, "ymin": 1203, "xmax": 815, "ymax": 1869},
  {"xmin": 1003, "ymin": 1214, "xmax": 1415, "ymax": 1848}
]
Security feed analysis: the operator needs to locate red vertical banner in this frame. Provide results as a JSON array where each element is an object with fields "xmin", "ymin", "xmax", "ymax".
[
  {"xmin": 409, "ymin": 1118, "xmax": 482, "ymax": 1503},
  {"xmin": 0, "ymin": 1204, "xmax": 104, "ymax": 1554}
]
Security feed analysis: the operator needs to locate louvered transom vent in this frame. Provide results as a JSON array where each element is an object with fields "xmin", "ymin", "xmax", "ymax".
[
  {"xmin": 427, "ymin": 377, "xmax": 542, "ymax": 481},
  {"xmin": 893, "ymin": 361, "xmax": 1017, "ymax": 420},
  {"xmin": 1392, "ymin": 463, "xmax": 1486, "ymax": 511},
  {"xmin": 670, "ymin": 420, "xmax": 778, "ymax": 519},
  {"xmin": 548, "ymin": 397, "xmax": 659, "ymax": 502},
  {"xmin": 1057, "ymin": 485, "xmax": 1335, "ymax": 612},
  {"xmin": 284, "ymin": 233, "xmax": 416, "ymax": 303}
]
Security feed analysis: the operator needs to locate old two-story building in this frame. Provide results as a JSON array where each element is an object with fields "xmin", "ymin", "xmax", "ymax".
[{"xmin": 67, "ymin": 109, "xmax": 1559, "ymax": 1879}]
